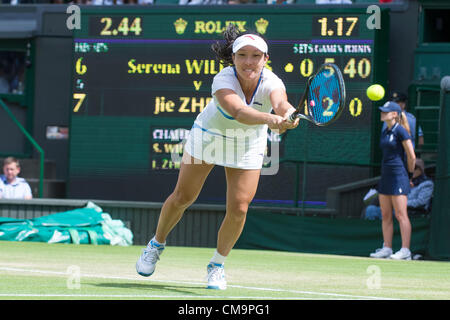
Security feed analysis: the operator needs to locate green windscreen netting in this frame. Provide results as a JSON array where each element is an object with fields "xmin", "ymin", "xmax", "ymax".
[
  {"xmin": 282, "ymin": 124, "xmax": 372, "ymax": 165},
  {"xmin": 428, "ymin": 85, "xmax": 450, "ymax": 261},
  {"xmin": 0, "ymin": 202, "xmax": 133, "ymax": 246},
  {"xmin": 237, "ymin": 210, "xmax": 431, "ymax": 258}
]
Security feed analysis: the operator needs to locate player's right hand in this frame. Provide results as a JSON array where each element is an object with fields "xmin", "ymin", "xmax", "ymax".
[{"xmin": 267, "ymin": 115, "xmax": 288, "ymax": 134}]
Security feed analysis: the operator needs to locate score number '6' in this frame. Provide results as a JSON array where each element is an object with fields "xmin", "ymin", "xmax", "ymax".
[{"xmin": 73, "ymin": 57, "xmax": 87, "ymax": 112}]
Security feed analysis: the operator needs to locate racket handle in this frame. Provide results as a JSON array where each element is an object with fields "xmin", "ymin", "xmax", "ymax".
[{"xmin": 288, "ymin": 111, "xmax": 298, "ymax": 122}]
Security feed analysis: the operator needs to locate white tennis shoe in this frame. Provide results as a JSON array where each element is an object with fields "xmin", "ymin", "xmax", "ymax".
[
  {"xmin": 390, "ymin": 248, "xmax": 412, "ymax": 260},
  {"xmin": 206, "ymin": 263, "xmax": 227, "ymax": 290},
  {"xmin": 370, "ymin": 246, "xmax": 393, "ymax": 259},
  {"xmin": 136, "ymin": 239, "xmax": 165, "ymax": 277}
]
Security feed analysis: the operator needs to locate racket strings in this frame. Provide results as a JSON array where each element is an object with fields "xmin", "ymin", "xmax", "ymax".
[{"xmin": 307, "ymin": 68, "xmax": 342, "ymax": 125}]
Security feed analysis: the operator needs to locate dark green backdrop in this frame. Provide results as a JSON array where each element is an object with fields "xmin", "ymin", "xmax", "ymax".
[{"xmin": 237, "ymin": 211, "xmax": 431, "ymax": 258}]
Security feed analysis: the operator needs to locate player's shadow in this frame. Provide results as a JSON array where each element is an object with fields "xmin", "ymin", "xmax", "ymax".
[{"xmin": 93, "ymin": 282, "xmax": 204, "ymax": 296}]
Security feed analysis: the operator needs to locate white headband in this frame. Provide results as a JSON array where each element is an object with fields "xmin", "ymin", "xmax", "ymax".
[{"xmin": 232, "ymin": 34, "xmax": 268, "ymax": 54}]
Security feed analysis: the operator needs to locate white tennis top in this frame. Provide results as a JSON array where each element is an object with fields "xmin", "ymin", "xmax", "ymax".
[
  {"xmin": 0, "ymin": 175, "xmax": 32, "ymax": 199},
  {"xmin": 185, "ymin": 66, "xmax": 285, "ymax": 169}
]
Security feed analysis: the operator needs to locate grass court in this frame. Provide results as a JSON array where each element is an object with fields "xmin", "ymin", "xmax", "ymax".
[{"xmin": 0, "ymin": 241, "xmax": 449, "ymax": 300}]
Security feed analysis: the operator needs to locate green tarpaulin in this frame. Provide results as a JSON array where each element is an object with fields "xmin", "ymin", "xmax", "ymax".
[
  {"xmin": 0, "ymin": 202, "xmax": 133, "ymax": 246},
  {"xmin": 237, "ymin": 211, "xmax": 431, "ymax": 258}
]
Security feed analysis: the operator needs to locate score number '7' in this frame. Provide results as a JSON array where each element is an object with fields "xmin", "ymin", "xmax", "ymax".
[
  {"xmin": 73, "ymin": 56, "xmax": 87, "ymax": 112},
  {"xmin": 73, "ymin": 93, "xmax": 86, "ymax": 112}
]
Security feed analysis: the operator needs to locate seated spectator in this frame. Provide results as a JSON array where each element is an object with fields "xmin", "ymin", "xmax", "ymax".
[
  {"xmin": 316, "ymin": 0, "xmax": 353, "ymax": 4},
  {"xmin": 229, "ymin": 0, "xmax": 256, "ymax": 3},
  {"xmin": 88, "ymin": 0, "xmax": 153, "ymax": 4},
  {"xmin": 179, "ymin": 0, "xmax": 226, "ymax": 4},
  {"xmin": 3, "ymin": 0, "xmax": 35, "ymax": 4},
  {"xmin": 0, "ymin": 66, "xmax": 9, "ymax": 94},
  {"xmin": 267, "ymin": 0, "xmax": 293, "ymax": 4},
  {"xmin": 90, "ymin": 0, "xmax": 123, "ymax": 4},
  {"xmin": 363, "ymin": 158, "xmax": 434, "ymax": 220},
  {"xmin": 406, "ymin": 158, "xmax": 434, "ymax": 213},
  {"xmin": 0, "ymin": 157, "xmax": 32, "ymax": 200}
]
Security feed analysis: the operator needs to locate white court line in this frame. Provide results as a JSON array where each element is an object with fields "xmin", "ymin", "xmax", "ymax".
[
  {"xmin": 0, "ymin": 266, "xmax": 396, "ymax": 300},
  {"xmin": 0, "ymin": 294, "xmax": 321, "ymax": 299}
]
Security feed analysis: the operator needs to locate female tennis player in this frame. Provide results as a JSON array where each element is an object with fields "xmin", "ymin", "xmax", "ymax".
[
  {"xmin": 136, "ymin": 25, "xmax": 299, "ymax": 289},
  {"xmin": 370, "ymin": 101, "xmax": 416, "ymax": 260}
]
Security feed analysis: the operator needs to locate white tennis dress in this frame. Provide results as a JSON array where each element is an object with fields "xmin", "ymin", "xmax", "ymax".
[{"xmin": 184, "ymin": 66, "xmax": 285, "ymax": 169}]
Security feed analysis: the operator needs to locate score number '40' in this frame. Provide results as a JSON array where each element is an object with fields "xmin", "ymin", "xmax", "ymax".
[{"xmin": 299, "ymin": 58, "xmax": 371, "ymax": 79}]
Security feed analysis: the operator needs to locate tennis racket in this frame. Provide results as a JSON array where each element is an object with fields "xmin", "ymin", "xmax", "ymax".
[{"xmin": 289, "ymin": 63, "xmax": 346, "ymax": 126}]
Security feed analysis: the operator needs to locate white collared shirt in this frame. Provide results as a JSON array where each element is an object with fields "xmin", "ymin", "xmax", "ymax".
[
  {"xmin": 194, "ymin": 66, "xmax": 285, "ymax": 137},
  {"xmin": 0, "ymin": 175, "xmax": 32, "ymax": 199},
  {"xmin": 186, "ymin": 66, "xmax": 285, "ymax": 169}
]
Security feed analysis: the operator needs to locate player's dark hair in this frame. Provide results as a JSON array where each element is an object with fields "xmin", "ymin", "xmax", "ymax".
[{"xmin": 211, "ymin": 24, "xmax": 267, "ymax": 67}]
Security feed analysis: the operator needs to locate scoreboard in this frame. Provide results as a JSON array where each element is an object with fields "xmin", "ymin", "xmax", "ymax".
[{"xmin": 69, "ymin": 7, "xmax": 389, "ymax": 202}]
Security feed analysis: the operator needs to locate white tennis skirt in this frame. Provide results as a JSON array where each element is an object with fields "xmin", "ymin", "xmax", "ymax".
[{"xmin": 184, "ymin": 124, "xmax": 266, "ymax": 170}]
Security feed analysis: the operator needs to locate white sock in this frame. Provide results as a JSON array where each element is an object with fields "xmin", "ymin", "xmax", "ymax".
[
  {"xmin": 149, "ymin": 236, "xmax": 165, "ymax": 248},
  {"xmin": 210, "ymin": 250, "xmax": 226, "ymax": 265}
]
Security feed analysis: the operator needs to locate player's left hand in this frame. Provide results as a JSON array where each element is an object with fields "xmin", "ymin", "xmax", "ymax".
[
  {"xmin": 283, "ymin": 111, "xmax": 300, "ymax": 129},
  {"xmin": 276, "ymin": 117, "xmax": 299, "ymax": 135}
]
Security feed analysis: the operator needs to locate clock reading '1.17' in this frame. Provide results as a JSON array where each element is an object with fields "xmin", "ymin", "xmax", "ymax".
[{"xmin": 313, "ymin": 16, "xmax": 360, "ymax": 37}]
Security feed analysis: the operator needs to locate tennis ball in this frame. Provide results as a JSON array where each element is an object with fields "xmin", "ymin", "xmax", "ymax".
[{"xmin": 367, "ymin": 84, "xmax": 385, "ymax": 101}]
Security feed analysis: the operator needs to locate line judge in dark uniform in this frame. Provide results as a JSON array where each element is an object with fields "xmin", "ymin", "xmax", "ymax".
[{"xmin": 370, "ymin": 101, "xmax": 416, "ymax": 260}]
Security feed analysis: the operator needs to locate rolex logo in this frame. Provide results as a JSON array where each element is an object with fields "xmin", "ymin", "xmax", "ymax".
[
  {"xmin": 255, "ymin": 18, "xmax": 269, "ymax": 35},
  {"xmin": 174, "ymin": 18, "xmax": 188, "ymax": 35}
]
